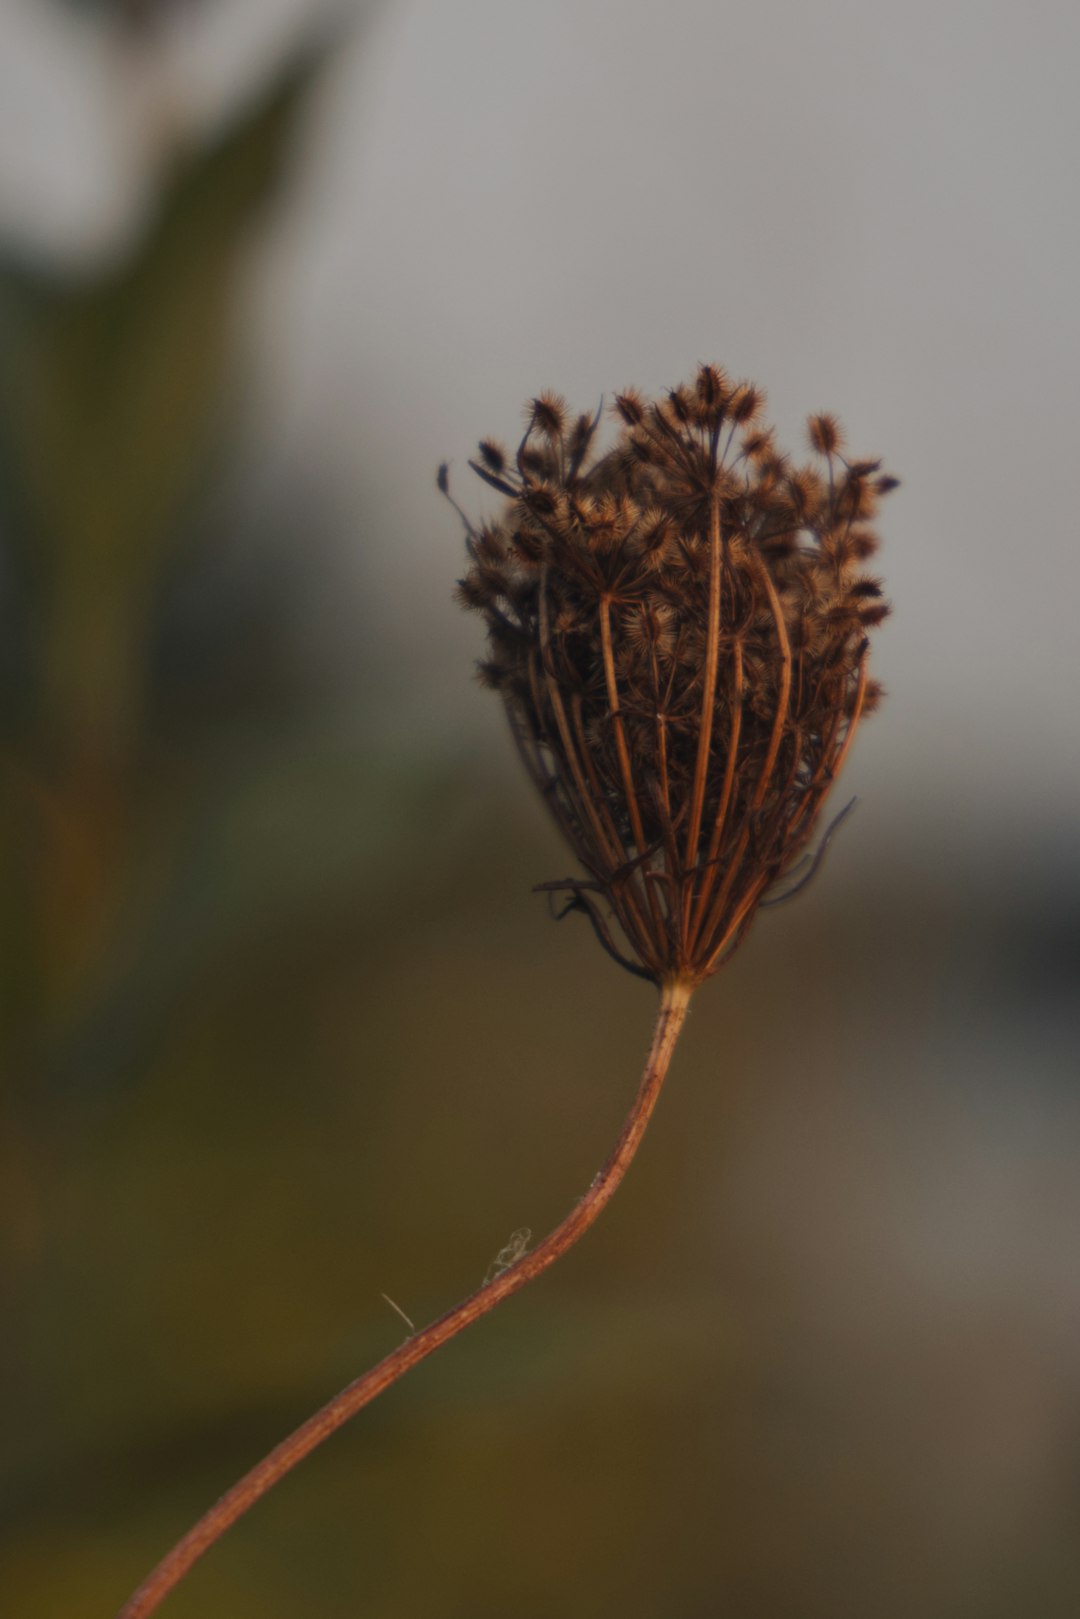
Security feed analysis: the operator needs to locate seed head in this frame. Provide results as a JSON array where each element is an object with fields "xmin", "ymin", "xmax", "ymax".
[{"xmin": 449, "ymin": 364, "xmax": 894, "ymax": 988}]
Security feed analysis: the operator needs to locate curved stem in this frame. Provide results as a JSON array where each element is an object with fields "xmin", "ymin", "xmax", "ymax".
[
  {"xmin": 683, "ymin": 484, "xmax": 723, "ymax": 877},
  {"xmin": 116, "ymin": 978, "xmax": 695, "ymax": 1619},
  {"xmin": 598, "ymin": 596, "xmax": 667, "ymax": 954}
]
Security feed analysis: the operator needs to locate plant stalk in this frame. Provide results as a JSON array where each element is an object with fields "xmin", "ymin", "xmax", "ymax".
[{"xmin": 116, "ymin": 976, "xmax": 695, "ymax": 1618}]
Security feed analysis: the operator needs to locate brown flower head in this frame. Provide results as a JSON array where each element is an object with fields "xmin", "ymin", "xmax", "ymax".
[{"xmin": 448, "ymin": 364, "xmax": 894, "ymax": 989}]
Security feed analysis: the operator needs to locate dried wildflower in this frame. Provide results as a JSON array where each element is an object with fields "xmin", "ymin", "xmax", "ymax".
[
  {"xmin": 116, "ymin": 366, "xmax": 894, "ymax": 1619},
  {"xmin": 452, "ymin": 363, "xmax": 893, "ymax": 988}
]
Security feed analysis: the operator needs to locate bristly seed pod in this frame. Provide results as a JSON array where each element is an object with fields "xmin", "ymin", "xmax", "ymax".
[{"xmin": 450, "ymin": 365, "xmax": 894, "ymax": 989}]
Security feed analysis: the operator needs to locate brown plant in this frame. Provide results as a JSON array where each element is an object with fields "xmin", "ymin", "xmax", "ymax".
[
  {"xmin": 452, "ymin": 363, "xmax": 892, "ymax": 986},
  {"xmin": 116, "ymin": 366, "xmax": 892, "ymax": 1617}
]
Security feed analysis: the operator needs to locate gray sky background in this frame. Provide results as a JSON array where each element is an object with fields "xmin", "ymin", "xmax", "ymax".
[
  {"xmin": 262, "ymin": 0, "xmax": 1080, "ymax": 856},
  {"xmin": 3, "ymin": 0, "xmax": 1078, "ymax": 862}
]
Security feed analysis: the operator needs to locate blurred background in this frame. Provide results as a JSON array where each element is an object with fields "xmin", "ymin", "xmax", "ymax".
[{"xmin": 1, "ymin": 2, "xmax": 1078, "ymax": 1615}]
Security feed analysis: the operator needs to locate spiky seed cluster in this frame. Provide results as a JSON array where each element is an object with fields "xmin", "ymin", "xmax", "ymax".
[{"xmin": 450, "ymin": 365, "xmax": 894, "ymax": 988}]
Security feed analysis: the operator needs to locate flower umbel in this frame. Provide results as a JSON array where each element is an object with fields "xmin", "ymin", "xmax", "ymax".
[
  {"xmin": 451, "ymin": 365, "xmax": 894, "ymax": 987},
  {"xmin": 114, "ymin": 364, "xmax": 895, "ymax": 1619}
]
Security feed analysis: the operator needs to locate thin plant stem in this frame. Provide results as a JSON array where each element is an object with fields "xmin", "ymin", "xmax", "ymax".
[
  {"xmin": 682, "ymin": 484, "xmax": 723, "ymax": 878},
  {"xmin": 116, "ymin": 977, "xmax": 695, "ymax": 1619},
  {"xmin": 598, "ymin": 596, "xmax": 667, "ymax": 951}
]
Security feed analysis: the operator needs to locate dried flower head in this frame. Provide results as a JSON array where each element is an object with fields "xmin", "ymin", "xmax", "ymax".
[
  {"xmin": 119, "ymin": 371, "xmax": 895, "ymax": 1619},
  {"xmin": 449, "ymin": 364, "xmax": 893, "ymax": 989}
]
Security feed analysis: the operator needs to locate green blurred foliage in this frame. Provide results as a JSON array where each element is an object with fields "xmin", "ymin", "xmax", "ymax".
[
  {"xmin": 0, "ymin": 41, "xmax": 468, "ymax": 1607},
  {"xmin": 0, "ymin": 45, "xmax": 350, "ymax": 1078}
]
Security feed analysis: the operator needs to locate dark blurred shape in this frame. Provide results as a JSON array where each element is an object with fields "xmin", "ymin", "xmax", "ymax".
[
  {"xmin": 54, "ymin": 0, "xmax": 205, "ymax": 26},
  {"xmin": 0, "ymin": 26, "xmax": 481, "ymax": 1614},
  {"xmin": 0, "ymin": 44, "xmax": 328, "ymax": 1089}
]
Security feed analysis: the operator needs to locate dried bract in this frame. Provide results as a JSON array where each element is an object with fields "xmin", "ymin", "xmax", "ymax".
[{"xmin": 451, "ymin": 366, "xmax": 893, "ymax": 987}]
